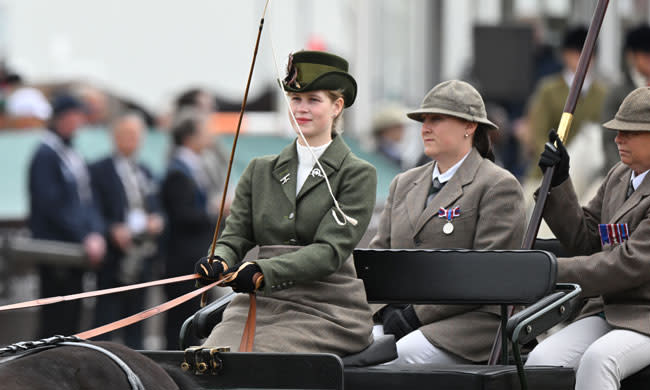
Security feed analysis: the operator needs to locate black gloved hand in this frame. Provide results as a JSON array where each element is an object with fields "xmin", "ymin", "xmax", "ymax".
[
  {"xmin": 538, "ymin": 129, "xmax": 570, "ymax": 187},
  {"xmin": 194, "ymin": 255, "xmax": 228, "ymax": 286},
  {"xmin": 382, "ymin": 304, "xmax": 421, "ymax": 341},
  {"xmin": 222, "ymin": 261, "xmax": 264, "ymax": 293}
]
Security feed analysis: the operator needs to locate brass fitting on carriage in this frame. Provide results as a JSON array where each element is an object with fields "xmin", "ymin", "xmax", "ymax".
[{"xmin": 181, "ymin": 346, "xmax": 230, "ymax": 375}]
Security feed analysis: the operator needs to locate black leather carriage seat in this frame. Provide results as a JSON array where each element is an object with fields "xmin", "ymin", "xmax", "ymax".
[{"xmin": 346, "ymin": 248, "xmax": 581, "ymax": 390}]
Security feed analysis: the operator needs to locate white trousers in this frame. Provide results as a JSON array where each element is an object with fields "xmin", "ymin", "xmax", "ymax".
[
  {"xmin": 525, "ymin": 316, "xmax": 650, "ymax": 390},
  {"xmin": 374, "ymin": 325, "xmax": 471, "ymax": 365}
]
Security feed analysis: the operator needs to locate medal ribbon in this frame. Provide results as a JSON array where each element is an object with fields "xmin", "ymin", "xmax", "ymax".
[
  {"xmin": 598, "ymin": 223, "xmax": 629, "ymax": 246},
  {"xmin": 438, "ymin": 206, "xmax": 460, "ymax": 221}
]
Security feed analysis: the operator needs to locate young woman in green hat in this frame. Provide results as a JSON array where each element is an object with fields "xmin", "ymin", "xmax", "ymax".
[
  {"xmin": 370, "ymin": 80, "xmax": 526, "ymax": 364},
  {"xmin": 194, "ymin": 50, "xmax": 377, "ymax": 355}
]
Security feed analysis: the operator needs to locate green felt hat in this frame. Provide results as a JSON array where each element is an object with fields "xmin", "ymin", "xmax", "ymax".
[{"xmin": 282, "ymin": 50, "xmax": 357, "ymax": 108}]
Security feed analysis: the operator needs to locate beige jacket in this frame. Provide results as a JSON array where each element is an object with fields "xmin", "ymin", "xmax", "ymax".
[
  {"xmin": 544, "ymin": 162, "xmax": 650, "ymax": 335},
  {"xmin": 370, "ymin": 148, "xmax": 526, "ymax": 362}
]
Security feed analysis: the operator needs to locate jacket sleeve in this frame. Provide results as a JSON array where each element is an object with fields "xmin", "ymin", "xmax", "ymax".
[
  {"xmin": 543, "ymin": 177, "xmax": 604, "ymax": 256},
  {"xmin": 209, "ymin": 159, "xmax": 258, "ymax": 264},
  {"xmin": 256, "ymin": 159, "xmax": 377, "ymax": 294},
  {"xmin": 368, "ymin": 173, "xmax": 400, "ymax": 249}
]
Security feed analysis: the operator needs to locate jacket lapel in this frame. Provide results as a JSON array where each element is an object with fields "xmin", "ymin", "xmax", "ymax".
[
  {"xmin": 610, "ymin": 168, "xmax": 650, "ymax": 222},
  {"xmin": 414, "ymin": 149, "xmax": 482, "ymax": 235},
  {"xmin": 296, "ymin": 135, "xmax": 350, "ymax": 201},
  {"xmin": 272, "ymin": 141, "xmax": 298, "ymax": 207},
  {"xmin": 405, "ymin": 163, "xmax": 434, "ymax": 231}
]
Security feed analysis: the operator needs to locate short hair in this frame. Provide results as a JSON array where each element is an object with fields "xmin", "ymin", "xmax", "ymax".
[
  {"xmin": 625, "ymin": 24, "xmax": 650, "ymax": 53},
  {"xmin": 562, "ymin": 26, "xmax": 588, "ymax": 51},
  {"xmin": 111, "ymin": 111, "xmax": 146, "ymax": 134},
  {"xmin": 171, "ymin": 108, "xmax": 206, "ymax": 146}
]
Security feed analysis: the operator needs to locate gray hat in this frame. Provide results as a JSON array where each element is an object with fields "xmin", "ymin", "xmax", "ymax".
[
  {"xmin": 407, "ymin": 80, "xmax": 498, "ymax": 130},
  {"xmin": 603, "ymin": 87, "xmax": 650, "ymax": 131}
]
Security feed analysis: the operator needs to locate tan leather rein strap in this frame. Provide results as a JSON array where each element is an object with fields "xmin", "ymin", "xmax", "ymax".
[
  {"xmin": 0, "ymin": 274, "xmax": 200, "ymax": 312},
  {"xmin": 75, "ymin": 279, "xmax": 224, "ymax": 340},
  {"xmin": 238, "ymin": 293, "xmax": 257, "ymax": 352}
]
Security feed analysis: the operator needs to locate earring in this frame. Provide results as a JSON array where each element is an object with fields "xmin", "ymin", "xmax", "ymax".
[{"xmin": 464, "ymin": 133, "xmax": 469, "ymax": 138}]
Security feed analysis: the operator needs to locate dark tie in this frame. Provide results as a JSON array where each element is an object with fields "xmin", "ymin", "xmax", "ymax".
[
  {"xmin": 426, "ymin": 178, "xmax": 444, "ymax": 208},
  {"xmin": 626, "ymin": 180, "xmax": 635, "ymax": 200}
]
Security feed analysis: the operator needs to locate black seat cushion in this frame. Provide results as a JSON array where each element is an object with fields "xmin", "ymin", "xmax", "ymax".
[
  {"xmin": 622, "ymin": 364, "xmax": 650, "ymax": 389},
  {"xmin": 345, "ymin": 364, "xmax": 575, "ymax": 390},
  {"xmin": 342, "ymin": 335, "xmax": 397, "ymax": 367}
]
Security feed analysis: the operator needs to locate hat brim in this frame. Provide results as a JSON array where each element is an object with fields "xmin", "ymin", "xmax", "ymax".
[
  {"xmin": 406, "ymin": 107, "xmax": 498, "ymax": 130},
  {"xmin": 283, "ymin": 71, "xmax": 357, "ymax": 108},
  {"xmin": 603, "ymin": 118, "xmax": 650, "ymax": 132}
]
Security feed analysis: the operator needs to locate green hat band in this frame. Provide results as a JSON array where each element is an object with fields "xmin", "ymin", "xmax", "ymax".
[{"xmin": 295, "ymin": 63, "xmax": 342, "ymax": 87}]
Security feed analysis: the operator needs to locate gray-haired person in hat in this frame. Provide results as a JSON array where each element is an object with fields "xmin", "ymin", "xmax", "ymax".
[
  {"xmin": 194, "ymin": 50, "xmax": 377, "ymax": 355},
  {"xmin": 526, "ymin": 88, "xmax": 650, "ymax": 388},
  {"xmin": 369, "ymin": 80, "xmax": 526, "ymax": 364}
]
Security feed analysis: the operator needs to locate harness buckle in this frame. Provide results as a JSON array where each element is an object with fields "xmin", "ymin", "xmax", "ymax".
[{"xmin": 182, "ymin": 346, "xmax": 229, "ymax": 375}]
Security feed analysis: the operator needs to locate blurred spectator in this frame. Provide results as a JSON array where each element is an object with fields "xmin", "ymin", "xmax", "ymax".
[
  {"xmin": 1, "ymin": 73, "xmax": 52, "ymax": 128},
  {"xmin": 75, "ymin": 85, "xmax": 111, "ymax": 126},
  {"xmin": 520, "ymin": 26, "xmax": 606, "ymax": 180},
  {"xmin": 89, "ymin": 112, "xmax": 164, "ymax": 349},
  {"xmin": 601, "ymin": 24, "xmax": 650, "ymax": 174},
  {"xmin": 160, "ymin": 109, "xmax": 216, "ymax": 349},
  {"xmin": 28, "ymin": 93, "xmax": 106, "ymax": 337},
  {"xmin": 173, "ymin": 88, "xmax": 230, "ymax": 214},
  {"xmin": 371, "ymin": 103, "xmax": 407, "ymax": 169}
]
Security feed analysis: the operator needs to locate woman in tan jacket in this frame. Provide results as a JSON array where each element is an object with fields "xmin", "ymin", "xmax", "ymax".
[{"xmin": 370, "ymin": 80, "xmax": 526, "ymax": 364}]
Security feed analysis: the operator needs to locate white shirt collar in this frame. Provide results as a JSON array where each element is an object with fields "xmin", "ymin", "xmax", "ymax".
[
  {"xmin": 563, "ymin": 69, "xmax": 592, "ymax": 93},
  {"xmin": 296, "ymin": 140, "xmax": 331, "ymax": 166},
  {"xmin": 631, "ymin": 169, "xmax": 650, "ymax": 191},
  {"xmin": 629, "ymin": 66, "xmax": 649, "ymax": 89},
  {"xmin": 175, "ymin": 146, "xmax": 203, "ymax": 172},
  {"xmin": 432, "ymin": 150, "xmax": 470, "ymax": 184}
]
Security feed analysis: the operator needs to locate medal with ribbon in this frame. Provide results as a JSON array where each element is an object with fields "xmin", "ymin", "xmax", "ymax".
[
  {"xmin": 598, "ymin": 223, "xmax": 629, "ymax": 246},
  {"xmin": 438, "ymin": 206, "xmax": 460, "ymax": 235}
]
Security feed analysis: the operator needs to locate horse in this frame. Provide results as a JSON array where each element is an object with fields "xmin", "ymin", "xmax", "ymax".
[{"xmin": 0, "ymin": 336, "xmax": 191, "ymax": 390}]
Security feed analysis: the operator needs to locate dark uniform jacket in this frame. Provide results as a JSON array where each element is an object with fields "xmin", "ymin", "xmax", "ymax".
[
  {"xmin": 370, "ymin": 148, "xmax": 526, "ymax": 362},
  {"xmin": 544, "ymin": 163, "xmax": 650, "ymax": 336},
  {"xmin": 203, "ymin": 135, "xmax": 377, "ymax": 355}
]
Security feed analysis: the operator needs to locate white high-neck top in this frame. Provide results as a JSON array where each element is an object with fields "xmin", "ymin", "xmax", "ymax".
[{"xmin": 296, "ymin": 140, "xmax": 331, "ymax": 195}]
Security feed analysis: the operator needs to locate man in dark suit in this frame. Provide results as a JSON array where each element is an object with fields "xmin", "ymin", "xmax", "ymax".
[
  {"xmin": 89, "ymin": 113, "xmax": 164, "ymax": 348},
  {"xmin": 28, "ymin": 94, "xmax": 106, "ymax": 338},
  {"xmin": 161, "ymin": 110, "xmax": 216, "ymax": 349}
]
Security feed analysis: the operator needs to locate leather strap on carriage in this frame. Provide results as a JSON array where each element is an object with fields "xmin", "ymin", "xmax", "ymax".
[
  {"xmin": 75, "ymin": 278, "xmax": 223, "ymax": 340},
  {"xmin": 0, "ymin": 274, "xmax": 200, "ymax": 312},
  {"xmin": 238, "ymin": 293, "xmax": 257, "ymax": 352}
]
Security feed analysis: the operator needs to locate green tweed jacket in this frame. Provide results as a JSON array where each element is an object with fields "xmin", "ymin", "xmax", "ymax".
[{"xmin": 204, "ymin": 135, "xmax": 377, "ymax": 355}]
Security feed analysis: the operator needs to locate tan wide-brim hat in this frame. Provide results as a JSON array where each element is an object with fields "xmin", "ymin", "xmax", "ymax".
[
  {"xmin": 407, "ymin": 80, "xmax": 498, "ymax": 130},
  {"xmin": 603, "ymin": 87, "xmax": 650, "ymax": 131}
]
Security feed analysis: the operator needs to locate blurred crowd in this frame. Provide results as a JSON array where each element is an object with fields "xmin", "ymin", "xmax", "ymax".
[{"xmin": 1, "ymin": 22, "xmax": 649, "ymax": 349}]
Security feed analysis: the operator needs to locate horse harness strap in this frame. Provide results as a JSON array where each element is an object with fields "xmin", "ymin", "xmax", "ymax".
[
  {"xmin": 59, "ymin": 342, "xmax": 145, "ymax": 390},
  {"xmin": 0, "ymin": 336, "xmax": 143, "ymax": 390}
]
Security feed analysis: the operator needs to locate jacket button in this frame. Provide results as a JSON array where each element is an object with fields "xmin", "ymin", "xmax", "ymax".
[{"xmin": 288, "ymin": 212, "xmax": 295, "ymax": 220}]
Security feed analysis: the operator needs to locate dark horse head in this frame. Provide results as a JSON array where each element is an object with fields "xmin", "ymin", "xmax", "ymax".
[{"xmin": 0, "ymin": 339, "xmax": 182, "ymax": 390}]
